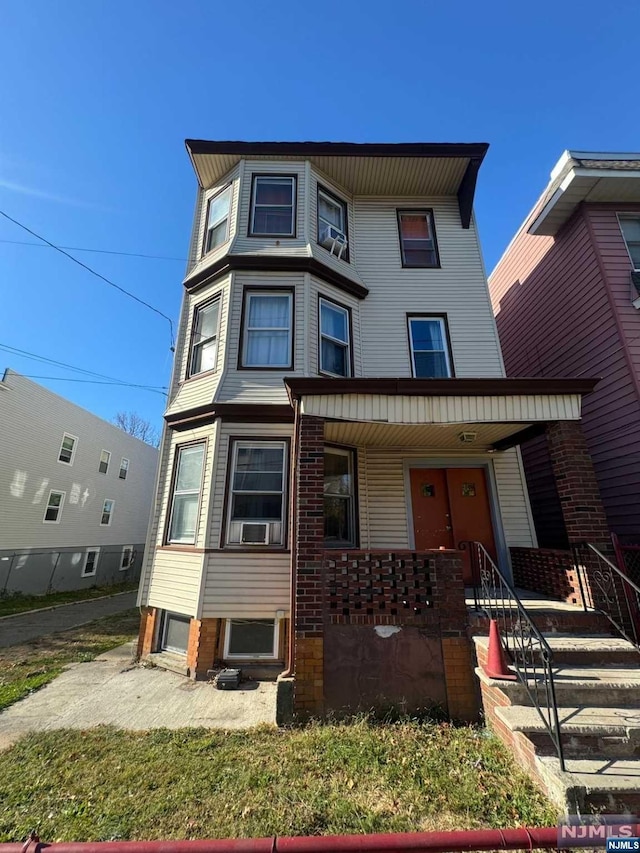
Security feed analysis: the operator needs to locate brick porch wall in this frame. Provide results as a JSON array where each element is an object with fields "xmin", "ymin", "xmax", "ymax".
[
  {"xmin": 186, "ymin": 618, "xmax": 220, "ymax": 679},
  {"xmin": 510, "ymin": 546, "xmax": 585, "ymax": 607},
  {"xmin": 137, "ymin": 606, "xmax": 158, "ymax": 658}
]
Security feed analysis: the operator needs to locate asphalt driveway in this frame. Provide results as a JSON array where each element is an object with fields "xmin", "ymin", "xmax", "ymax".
[{"xmin": 0, "ymin": 642, "xmax": 277, "ymax": 750}]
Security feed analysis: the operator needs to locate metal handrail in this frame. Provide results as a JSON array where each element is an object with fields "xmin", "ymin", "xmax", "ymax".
[
  {"xmin": 572, "ymin": 541, "xmax": 640, "ymax": 648},
  {"xmin": 463, "ymin": 540, "xmax": 565, "ymax": 772}
]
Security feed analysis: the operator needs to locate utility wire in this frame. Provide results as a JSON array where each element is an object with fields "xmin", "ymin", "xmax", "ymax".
[
  {"xmin": 0, "ymin": 238, "xmax": 186, "ymax": 262},
  {"xmin": 0, "ymin": 342, "xmax": 165, "ymax": 393},
  {"xmin": 0, "ymin": 210, "xmax": 176, "ymax": 349},
  {"xmin": 17, "ymin": 374, "xmax": 168, "ymax": 396}
]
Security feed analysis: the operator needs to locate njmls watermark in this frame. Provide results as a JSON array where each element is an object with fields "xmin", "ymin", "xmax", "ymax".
[{"xmin": 559, "ymin": 816, "xmax": 640, "ymax": 848}]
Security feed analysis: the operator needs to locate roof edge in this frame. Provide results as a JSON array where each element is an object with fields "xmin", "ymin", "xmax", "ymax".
[{"xmin": 185, "ymin": 139, "xmax": 489, "ymax": 160}]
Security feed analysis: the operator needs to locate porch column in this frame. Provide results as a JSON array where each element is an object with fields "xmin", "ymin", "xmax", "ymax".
[
  {"xmin": 545, "ymin": 420, "xmax": 609, "ymax": 547},
  {"xmin": 293, "ymin": 414, "xmax": 325, "ymax": 717}
]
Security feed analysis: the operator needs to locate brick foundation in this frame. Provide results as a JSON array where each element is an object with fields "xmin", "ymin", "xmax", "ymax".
[
  {"xmin": 186, "ymin": 618, "xmax": 220, "ymax": 679},
  {"xmin": 137, "ymin": 606, "xmax": 158, "ymax": 658},
  {"xmin": 510, "ymin": 546, "xmax": 585, "ymax": 606},
  {"xmin": 442, "ymin": 637, "xmax": 478, "ymax": 721}
]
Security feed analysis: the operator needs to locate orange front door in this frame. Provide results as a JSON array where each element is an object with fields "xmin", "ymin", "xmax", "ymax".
[{"xmin": 409, "ymin": 467, "xmax": 497, "ymax": 583}]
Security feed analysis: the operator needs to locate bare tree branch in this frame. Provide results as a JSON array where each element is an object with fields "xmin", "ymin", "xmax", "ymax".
[{"xmin": 113, "ymin": 411, "xmax": 160, "ymax": 447}]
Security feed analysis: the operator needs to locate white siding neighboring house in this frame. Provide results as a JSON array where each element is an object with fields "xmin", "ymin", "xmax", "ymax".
[
  {"xmin": 138, "ymin": 141, "xmax": 597, "ymax": 710},
  {"xmin": 0, "ymin": 370, "xmax": 158, "ymax": 594}
]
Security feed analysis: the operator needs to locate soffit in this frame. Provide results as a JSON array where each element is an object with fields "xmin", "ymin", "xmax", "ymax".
[{"xmin": 324, "ymin": 420, "xmax": 529, "ymax": 449}]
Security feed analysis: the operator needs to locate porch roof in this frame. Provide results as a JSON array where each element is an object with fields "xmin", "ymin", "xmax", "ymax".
[{"xmin": 284, "ymin": 377, "xmax": 599, "ymax": 452}]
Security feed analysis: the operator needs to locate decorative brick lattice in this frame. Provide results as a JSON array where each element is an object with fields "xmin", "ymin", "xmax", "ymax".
[
  {"xmin": 510, "ymin": 547, "xmax": 584, "ymax": 606},
  {"xmin": 326, "ymin": 552, "xmax": 435, "ymax": 622}
]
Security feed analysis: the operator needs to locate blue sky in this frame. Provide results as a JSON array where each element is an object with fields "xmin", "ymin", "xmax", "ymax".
[{"xmin": 1, "ymin": 0, "xmax": 639, "ymax": 429}]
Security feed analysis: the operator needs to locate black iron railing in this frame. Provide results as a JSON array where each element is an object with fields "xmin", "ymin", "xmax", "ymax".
[
  {"xmin": 463, "ymin": 540, "xmax": 565, "ymax": 771},
  {"xmin": 572, "ymin": 541, "xmax": 640, "ymax": 649}
]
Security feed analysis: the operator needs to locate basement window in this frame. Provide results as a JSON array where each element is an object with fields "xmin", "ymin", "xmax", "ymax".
[
  {"xmin": 161, "ymin": 612, "xmax": 191, "ymax": 655},
  {"xmin": 224, "ymin": 619, "xmax": 278, "ymax": 659}
]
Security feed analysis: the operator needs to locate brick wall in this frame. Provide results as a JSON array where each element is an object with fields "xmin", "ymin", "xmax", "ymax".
[
  {"xmin": 510, "ymin": 546, "xmax": 585, "ymax": 607},
  {"xmin": 546, "ymin": 420, "xmax": 610, "ymax": 546},
  {"xmin": 186, "ymin": 618, "xmax": 220, "ymax": 679},
  {"xmin": 137, "ymin": 606, "xmax": 157, "ymax": 658}
]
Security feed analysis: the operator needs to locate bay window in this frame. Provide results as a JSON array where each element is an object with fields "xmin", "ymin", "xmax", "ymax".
[
  {"xmin": 227, "ymin": 440, "xmax": 287, "ymax": 546},
  {"xmin": 189, "ymin": 297, "xmax": 220, "ymax": 376},
  {"xmin": 319, "ymin": 297, "xmax": 351, "ymax": 377},
  {"xmin": 167, "ymin": 443, "xmax": 205, "ymax": 544},
  {"xmin": 241, "ymin": 290, "xmax": 293, "ymax": 368},
  {"xmin": 250, "ymin": 175, "xmax": 296, "ymax": 236},
  {"xmin": 203, "ymin": 185, "xmax": 231, "ymax": 254}
]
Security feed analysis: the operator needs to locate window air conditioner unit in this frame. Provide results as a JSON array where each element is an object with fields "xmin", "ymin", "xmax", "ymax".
[
  {"xmin": 319, "ymin": 224, "xmax": 348, "ymax": 259},
  {"xmin": 240, "ymin": 522, "xmax": 269, "ymax": 545}
]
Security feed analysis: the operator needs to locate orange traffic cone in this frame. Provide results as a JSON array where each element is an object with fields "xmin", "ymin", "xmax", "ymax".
[{"xmin": 484, "ymin": 619, "xmax": 517, "ymax": 680}]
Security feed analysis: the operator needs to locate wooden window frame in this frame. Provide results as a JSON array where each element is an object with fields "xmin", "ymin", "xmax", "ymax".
[
  {"xmin": 317, "ymin": 184, "xmax": 350, "ymax": 263},
  {"xmin": 396, "ymin": 209, "xmax": 441, "ymax": 269},
  {"xmin": 187, "ymin": 294, "xmax": 222, "ymax": 379},
  {"xmin": 43, "ymin": 489, "xmax": 65, "ymax": 524},
  {"xmin": 221, "ymin": 436, "xmax": 290, "ymax": 549},
  {"xmin": 164, "ymin": 440, "xmax": 207, "ymax": 546},
  {"xmin": 238, "ymin": 287, "xmax": 295, "ymax": 371},
  {"xmin": 82, "ymin": 547, "xmax": 101, "ymax": 578},
  {"xmin": 248, "ymin": 174, "xmax": 297, "ymax": 238},
  {"xmin": 406, "ymin": 314, "xmax": 454, "ymax": 379},
  {"xmin": 58, "ymin": 433, "xmax": 78, "ymax": 466},
  {"xmin": 323, "ymin": 443, "xmax": 359, "ymax": 549},
  {"xmin": 202, "ymin": 184, "xmax": 232, "ymax": 256},
  {"xmin": 318, "ymin": 294, "xmax": 353, "ymax": 378}
]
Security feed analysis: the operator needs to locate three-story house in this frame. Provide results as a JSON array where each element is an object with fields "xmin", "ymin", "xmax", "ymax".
[{"xmin": 138, "ymin": 141, "xmax": 606, "ymax": 720}]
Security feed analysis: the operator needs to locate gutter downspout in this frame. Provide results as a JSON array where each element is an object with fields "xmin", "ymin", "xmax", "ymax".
[{"xmin": 280, "ymin": 398, "xmax": 300, "ymax": 679}]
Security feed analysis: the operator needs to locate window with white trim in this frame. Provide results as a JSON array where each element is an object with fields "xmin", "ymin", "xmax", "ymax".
[
  {"xmin": 119, "ymin": 458, "xmax": 129, "ymax": 480},
  {"xmin": 324, "ymin": 447, "xmax": 356, "ymax": 547},
  {"xmin": 101, "ymin": 499, "xmax": 114, "ymax": 526},
  {"xmin": 43, "ymin": 490, "xmax": 65, "ymax": 523},
  {"xmin": 99, "ymin": 450, "xmax": 111, "ymax": 474},
  {"xmin": 224, "ymin": 618, "xmax": 278, "ymax": 659},
  {"xmin": 408, "ymin": 316, "xmax": 452, "ymax": 378},
  {"xmin": 619, "ymin": 216, "xmax": 640, "ymax": 270},
  {"xmin": 397, "ymin": 210, "xmax": 439, "ymax": 268},
  {"xmin": 167, "ymin": 443, "xmax": 205, "ymax": 544},
  {"xmin": 58, "ymin": 433, "xmax": 78, "ymax": 465},
  {"xmin": 189, "ymin": 297, "xmax": 220, "ymax": 376},
  {"xmin": 82, "ymin": 548, "xmax": 100, "ymax": 577},
  {"xmin": 319, "ymin": 298, "xmax": 351, "ymax": 377},
  {"xmin": 227, "ymin": 441, "xmax": 286, "ymax": 546},
  {"xmin": 204, "ymin": 185, "xmax": 231, "ymax": 254},
  {"xmin": 241, "ymin": 290, "xmax": 293, "ymax": 368},
  {"xmin": 120, "ymin": 546, "xmax": 135, "ymax": 570},
  {"xmin": 250, "ymin": 175, "xmax": 296, "ymax": 236}
]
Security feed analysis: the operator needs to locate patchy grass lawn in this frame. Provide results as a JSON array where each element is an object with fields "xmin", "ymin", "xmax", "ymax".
[
  {"xmin": 0, "ymin": 721, "xmax": 558, "ymax": 842},
  {"xmin": 0, "ymin": 610, "xmax": 139, "ymax": 712},
  {"xmin": 0, "ymin": 583, "xmax": 138, "ymax": 618}
]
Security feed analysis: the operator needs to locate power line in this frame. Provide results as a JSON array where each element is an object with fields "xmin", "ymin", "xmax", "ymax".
[
  {"xmin": 17, "ymin": 374, "xmax": 168, "ymax": 396},
  {"xmin": 0, "ymin": 210, "xmax": 176, "ymax": 348},
  {"xmin": 0, "ymin": 238, "xmax": 186, "ymax": 262},
  {"xmin": 0, "ymin": 342, "xmax": 166, "ymax": 394}
]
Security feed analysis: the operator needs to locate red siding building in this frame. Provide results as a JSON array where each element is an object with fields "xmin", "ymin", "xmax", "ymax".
[{"xmin": 489, "ymin": 151, "xmax": 640, "ymax": 546}]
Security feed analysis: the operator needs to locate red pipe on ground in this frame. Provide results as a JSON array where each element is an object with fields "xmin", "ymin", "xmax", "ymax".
[{"xmin": 0, "ymin": 826, "xmax": 602, "ymax": 853}]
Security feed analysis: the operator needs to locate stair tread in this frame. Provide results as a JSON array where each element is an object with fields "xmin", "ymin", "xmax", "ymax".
[
  {"xmin": 539, "ymin": 755, "xmax": 640, "ymax": 791},
  {"xmin": 496, "ymin": 704, "xmax": 640, "ymax": 735},
  {"xmin": 474, "ymin": 634, "xmax": 637, "ymax": 653},
  {"xmin": 477, "ymin": 664, "xmax": 640, "ymax": 687}
]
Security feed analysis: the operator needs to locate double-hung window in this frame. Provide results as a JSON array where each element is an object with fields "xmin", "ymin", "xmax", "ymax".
[
  {"xmin": 324, "ymin": 447, "xmax": 356, "ymax": 547},
  {"xmin": 43, "ymin": 490, "xmax": 65, "ymax": 523},
  {"xmin": 82, "ymin": 548, "xmax": 100, "ymax": 577},
  {"xmin": 120, "ymin": 546, "xmax": 135, "ymax": 570},
  {"xmin": 101, "ymin": 499, "xmax": 115, "ymax": 526},
  {"xmin": 250, "ymin": 176, "xmax": 296, "ymax": 236},
  {"xmin": 58, "ymin": 433, "xmax": 77, "ymax": 465},
  {"xmin": 189, "ymin": 297, "xmax": 220, "ymax": 376},
  {"xmin": 408, "ymin": 316, "xmax": 452, "ymax": 378},
  {"xmin": 119, "ymin": 458, "xmax": 129, "ymax": 480},
  {"xmin": 319, "ymin": 298, "xmax": 351, "ymax": 377},
  {"xmin": 99, "ymin": 450, "xmax": 110, "ymax": 475},
  {"xmin": 203, "ymin": 185, "xmax": 231, "ymax": 254},
  {"xmin": 167, "ymin": 443, "xmax": 205, "ymax": 544},
  {"xmin": 241, "ymin": 290, "xmax": 293, "ymax": 368},
  {"xmin": 397, "ymin": 210, "xmax": 439, "ymax": 268},
  {"xmin": 227, "ymin": 441, "xmax": 287, "ymax": 546},
  {"xmin": 619, "ymin": 216, "xmax": 640, "ymax": 270},
  {"xmin": 318, "ymin": 187, "xmax": 348, "ymax": 260}
]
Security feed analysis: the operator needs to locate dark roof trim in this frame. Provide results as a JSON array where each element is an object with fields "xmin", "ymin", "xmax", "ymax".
[
  {"xmin": 491, "ymin": 423, "xmax": 548, "ymax": 452},
  {"xmin": 186, "ymin": 140, "xmax": 489, "ymax": 160},
  {"xmin": 166, "ymin": 402, "xmax": 294, "ymax": 430},
  {"xmin": 184, "ymin": 254, "xmax": 369, "ymax": 300},
  {"xmin": 284, "ymin": 377, "xmax": 600, "ymax": 399},
  {"xmin": 457, "ymin": 157, "xmax": 483, "ymax": 229}
]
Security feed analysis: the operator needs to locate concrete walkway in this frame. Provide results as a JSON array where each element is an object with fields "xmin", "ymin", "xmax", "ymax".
[
  {"xmin": 0, "ymin": 642, "xmax": 277, "ymax": 750},
  {"xmin": 0, "ymin": 591, "xmax": 138, "ymax": 648}
]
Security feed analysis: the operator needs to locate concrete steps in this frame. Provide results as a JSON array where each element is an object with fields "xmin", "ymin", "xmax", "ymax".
[{"xmin": 473, "ymin": 623, "xmax": 640, "ymax": 813}]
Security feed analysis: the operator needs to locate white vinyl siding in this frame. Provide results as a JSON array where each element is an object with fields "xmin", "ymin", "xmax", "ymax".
[
  {"xmin": 353, "ymin": 196, "xmax": 504, "ymax": 378},
  {"xmin": 492, "ymin": 447, "xmax": 536, "ymax": 548},
  {"xmin": 187, "ymin": 165, "xmax": 241, "ymax": 280},
  {"xmin": 0, "ymin": 372, "xmax": 157, "ymax": 552}
]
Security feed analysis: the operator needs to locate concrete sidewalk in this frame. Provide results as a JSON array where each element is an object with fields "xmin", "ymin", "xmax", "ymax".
[
  {"xmin": 0, "ymin": 591, "xmax": 138, "ymax": 648},
  {"xmin": 0, "ymin": 642, "xmax": 277, "ymax": 750}
]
